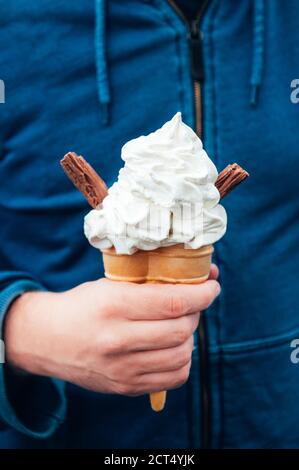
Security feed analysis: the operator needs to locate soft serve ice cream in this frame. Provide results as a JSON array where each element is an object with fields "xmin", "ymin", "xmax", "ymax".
[{"xmin": 84, "ymin": 112, "xmax": 227, "ymax": 254}]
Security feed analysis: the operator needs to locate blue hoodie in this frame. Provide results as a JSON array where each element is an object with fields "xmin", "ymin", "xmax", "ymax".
[{"xmin": 0, "ymin": 0, "xmax": 299, "ymax": 449}]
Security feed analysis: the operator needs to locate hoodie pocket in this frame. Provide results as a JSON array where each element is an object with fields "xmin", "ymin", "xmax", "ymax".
[{"xmin": 214, "ymin": 331, "xmax": 299, "ymax": 448}]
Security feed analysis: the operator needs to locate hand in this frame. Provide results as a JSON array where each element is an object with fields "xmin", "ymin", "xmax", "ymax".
[{"xmin": 4, "ymin": 266, "xmax": 220, "ymax": 396}]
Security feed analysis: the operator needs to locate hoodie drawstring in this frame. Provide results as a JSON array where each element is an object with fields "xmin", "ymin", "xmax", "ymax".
[
  {"xmin": 95, "ymin": 0, "xmax": 111, "ymax": 124},
  {"xmin": 94, "ymin": 0, "xmax": 265, "ymax": 118},
  {"xmin": 250, "ymin": 0, "xmax": 265, "ymax": 105}
]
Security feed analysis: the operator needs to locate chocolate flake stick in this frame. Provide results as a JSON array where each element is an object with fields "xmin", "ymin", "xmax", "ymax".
[
  {"xmin": 61, "ymin": 153, "xmax": 248, "ymax": 208},
  {"xmin": 60, "ymin": 152, "xmax": 108, "ymax": 208},
  {"xmin": 216, "ymin": 163, "xmax": 249, "ymax": 199}
]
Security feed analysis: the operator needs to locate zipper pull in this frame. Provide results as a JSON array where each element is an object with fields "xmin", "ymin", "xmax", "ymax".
[{"xmin": 189, "ymin": 21, "xmax": 204, "ymax": 83}]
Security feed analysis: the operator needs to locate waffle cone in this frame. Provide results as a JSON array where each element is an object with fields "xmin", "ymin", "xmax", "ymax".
[
  {"xmin": 101, "ymin": 243, "xmax": 214, "ymax": 412},
  {"xmin": 102, "ymin": 244, "xmax": 213, "ymax": 284}
]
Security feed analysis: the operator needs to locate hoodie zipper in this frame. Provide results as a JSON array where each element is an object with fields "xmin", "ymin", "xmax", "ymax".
[
  {"xmin": 168, "ymin": 0, "xmax": 209, "ymax": 138},
  {"xmin": 167, "ymin": 0, "xmax": 211, "ymax": 448}
]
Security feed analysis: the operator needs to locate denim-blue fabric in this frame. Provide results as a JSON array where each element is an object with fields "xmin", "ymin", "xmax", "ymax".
[{"xmin": 0, "ymin": 0, "xmax": 298, "ymax": 448}]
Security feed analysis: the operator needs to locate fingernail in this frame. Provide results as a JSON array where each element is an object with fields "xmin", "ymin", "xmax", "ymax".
[{"xmin": 215, "ymin": 282, "xmax": 221, "ymax": 296}]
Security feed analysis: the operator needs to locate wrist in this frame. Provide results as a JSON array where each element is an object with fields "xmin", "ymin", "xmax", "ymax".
[{"xmin": 4, "ymin": 291, "xmax": 56, "ymax": 377}]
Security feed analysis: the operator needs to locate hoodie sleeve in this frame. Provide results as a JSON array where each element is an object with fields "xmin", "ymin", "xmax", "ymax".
[{"xmin": 0, "ymin": 272, "xmax": 67, "ymax": 439}]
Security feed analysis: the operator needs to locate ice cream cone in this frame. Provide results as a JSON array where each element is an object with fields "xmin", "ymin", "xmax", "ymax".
[
  {"xmin": 61, "ymin": 117, "xmax": 248, "ymax": 414},
  {"xmin": 101, "ymin": 243, "xmax": 213, "ymax": 412}
]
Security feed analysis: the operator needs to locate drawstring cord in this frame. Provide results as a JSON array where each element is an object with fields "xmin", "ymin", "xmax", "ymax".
[
  {"xmin": 95, "ymin": 0, "xmax": 111, "ymax": 124},
  {"xmin": 94, "ymin": 0, "xmax": 265, "ymax": 120},
  {"xmin": 250, "ymin": 0, "xmax": 265, "ymax": 105}
]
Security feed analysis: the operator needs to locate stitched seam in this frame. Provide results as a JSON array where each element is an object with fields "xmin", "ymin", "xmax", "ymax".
[
  {"xmin": 210, "ymin": 325, "xmax": 299, "ymax": 355},
  {"xmin": 205, "ymin": 0, "xmax": 223, "ymax": 450},
  {"xmin": 212, "ymin": 0, "xmax": 225, "ymax": 450}
]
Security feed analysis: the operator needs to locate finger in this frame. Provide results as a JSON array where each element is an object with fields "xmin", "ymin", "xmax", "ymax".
[
  {"xmin": 118, "ymin": 280, "xmax": 221, "ymax": 321},
  {"xmin": 132, "ymin": 361, "xmax": 192, "ymax": 395},
  {"xmin": 125, "ymin": 336, "xmax": 194, "ymax": 374},
  {"xmin": 125, "ymin": 312, "xmax": 199, "ymax": 352},
  {"xmin": 209, "ymin": 263, "xmax": 219, "ymax": 280}
]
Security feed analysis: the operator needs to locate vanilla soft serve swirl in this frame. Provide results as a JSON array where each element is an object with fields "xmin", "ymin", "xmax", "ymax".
[{"xmin": 84, "ymin": 112, "xmax": 227, "ymax": 254}]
